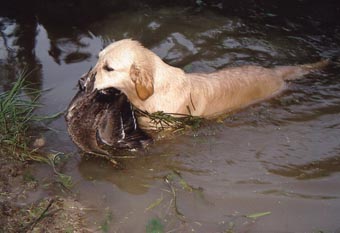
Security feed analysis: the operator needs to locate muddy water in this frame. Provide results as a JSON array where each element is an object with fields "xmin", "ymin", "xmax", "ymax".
[{"xmin": 1, "ymin": 3, "xmax": 340, "ymax": 232}]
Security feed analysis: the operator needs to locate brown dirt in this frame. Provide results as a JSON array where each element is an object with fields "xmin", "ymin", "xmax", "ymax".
[{"xmin": 0, "ymin": 154, "xmax": 90, "ymax": 233}]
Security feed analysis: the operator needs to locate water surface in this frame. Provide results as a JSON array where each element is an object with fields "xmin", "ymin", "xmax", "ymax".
[{"xmin": 1, "ymin": 2, "xmax": 340, "ymax": 232}]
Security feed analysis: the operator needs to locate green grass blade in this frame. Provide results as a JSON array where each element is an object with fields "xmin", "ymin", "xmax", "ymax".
[{"xmin": 245, "ymin": 211, "xmax": 271, "ymax": 220}]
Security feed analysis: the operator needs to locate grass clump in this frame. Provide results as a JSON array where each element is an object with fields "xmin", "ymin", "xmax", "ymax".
[
  {"xmin": 0, "ymin": 71, "xmax": 42, "ymax": 159},
  {"xmin": 0, "ymin": 72, "xmax": 86, "ymax": 232},
  {"xmin": 0, "ymin": 70, "xmax": 74, "ymax": 178}
]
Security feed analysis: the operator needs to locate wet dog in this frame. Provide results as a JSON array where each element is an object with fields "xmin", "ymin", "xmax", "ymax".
[{"xmin": 92, "ymin": 39, "xmax": 328, "ymax": 129}]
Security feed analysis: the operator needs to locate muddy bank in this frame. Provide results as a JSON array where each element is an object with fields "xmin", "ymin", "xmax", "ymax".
[{"xmin": 0, "ymin": 153, "xmax": 89, "ymax": 233}]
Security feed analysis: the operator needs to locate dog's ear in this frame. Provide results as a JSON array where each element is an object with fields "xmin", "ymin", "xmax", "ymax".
[{"xmin": 130, "ymin": 63, "xmax": 154, "ymax": 100}]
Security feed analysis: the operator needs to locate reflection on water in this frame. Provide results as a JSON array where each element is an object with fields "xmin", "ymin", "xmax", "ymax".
[
  {"xmin": 1, "ymin": 1, "xmax": 340, "ymax": 232},
  {"xmin": 268, "ymin": 154, "xmax": 340, "ymax": 180},
  {"xmin": 0, "ymin": 17, "xmax": 42, "ymax": 91},
  {"xmin": 78, "ymin": 153, "xmax": 188, "ymax": 195}
]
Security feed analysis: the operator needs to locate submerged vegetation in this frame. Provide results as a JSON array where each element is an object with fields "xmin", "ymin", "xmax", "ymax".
[{"xmin": 143, "ymin": 171, "xmax": 272, "ymax": 233}]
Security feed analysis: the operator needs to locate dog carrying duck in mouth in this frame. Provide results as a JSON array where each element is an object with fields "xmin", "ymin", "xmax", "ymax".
[{"xmin": 66, "ymin": 39, "xmax": 328, "ymax": 155}]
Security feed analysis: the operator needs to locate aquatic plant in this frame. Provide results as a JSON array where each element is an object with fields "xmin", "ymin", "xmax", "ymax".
[
  {"xmin": 0, "ymin": 73, "xmax": 74, "ymax": 193},
  {"xmin": 135, "ymin": 109, "xmax": 203, "ymax": 132},
  {"xmin": 146, "ymin": 218, "xmax": 164, "ymax": 233},
  {"xmin": 0, "ymin": 70, "xmax": 42, "ymax": 157}
]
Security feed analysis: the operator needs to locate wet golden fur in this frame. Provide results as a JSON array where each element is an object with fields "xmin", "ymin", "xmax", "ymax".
[{"xmin": 92, "ymin": 39, "xmax": 327, "ymax": 128}]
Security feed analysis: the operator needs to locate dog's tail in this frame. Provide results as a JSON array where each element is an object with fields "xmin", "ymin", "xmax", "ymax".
[{"xmin": 275, "ymin": 60, "xmax": 329, "ymax": 81}]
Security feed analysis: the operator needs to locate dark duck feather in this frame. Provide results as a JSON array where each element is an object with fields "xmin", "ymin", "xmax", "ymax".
[{"xmin": 65, "ymin": 70, "xmax": 152, "ymax": 156}]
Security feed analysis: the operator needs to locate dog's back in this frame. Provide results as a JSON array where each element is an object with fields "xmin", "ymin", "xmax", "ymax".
[{"xmin": 188, "ymin": 60, "xmax": 329, "ymax": 118}]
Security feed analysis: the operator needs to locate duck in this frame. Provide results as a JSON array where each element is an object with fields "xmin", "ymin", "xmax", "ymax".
[{"xmin": 65, "ymin": 70, "xmax": 152, "ymax": 157}]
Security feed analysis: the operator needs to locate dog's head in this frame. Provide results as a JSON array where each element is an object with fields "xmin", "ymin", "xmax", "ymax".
[{"xmin": 93, "ymin": 39, "xmax": 154, "ymax": 101}]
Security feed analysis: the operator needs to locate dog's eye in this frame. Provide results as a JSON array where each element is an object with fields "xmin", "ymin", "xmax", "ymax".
[{"xmin": 103, "ymin": 64, "xmax": 114, "ymax": 72}]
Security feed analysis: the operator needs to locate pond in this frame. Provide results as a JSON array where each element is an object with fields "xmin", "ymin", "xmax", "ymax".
[{"xmin": 1, "ymin": 1, "xmax": 340, "ymax": 232}]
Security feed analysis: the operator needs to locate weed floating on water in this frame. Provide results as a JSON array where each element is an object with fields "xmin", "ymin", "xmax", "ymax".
[{"xmin": 135, "ymin": 109, "xmax": 203, "ymax": 133}]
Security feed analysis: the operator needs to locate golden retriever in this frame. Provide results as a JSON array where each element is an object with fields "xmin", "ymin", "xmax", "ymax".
[{"xmin": 92, "ymin": 39, "xmax": 327, "ymax": 129}]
